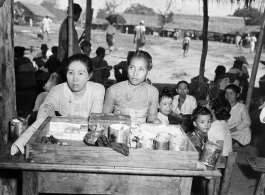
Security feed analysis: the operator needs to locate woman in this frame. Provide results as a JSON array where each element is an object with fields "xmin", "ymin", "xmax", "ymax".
[
  {"xmin": 11, "ymin": 54, "xmax": 105, "ymax": 155},
  {"xmin": 103, "ymin": 51, "xmax": 159, "ymax": 123},
  {"xmin": 224, "ymin": 84, "xmax": 251, "ymax": 146}
]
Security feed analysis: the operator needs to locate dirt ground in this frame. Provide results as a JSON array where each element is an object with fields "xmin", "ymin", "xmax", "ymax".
[{"xmin": 14, "ymin": 23, "xmax": 265, "ymax": 195}]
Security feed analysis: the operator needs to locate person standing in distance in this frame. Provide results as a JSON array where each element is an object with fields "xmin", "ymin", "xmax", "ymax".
[
  {"xmin": 42, "ymin": 15, "xmax": 52, "ymax": 41},
  {"xmin": 106, "ymin": 22, "xmax": 116, "ymax": 54},
  {"xmin": 134, "ymin": 20, "xmax": 146, "ymax": 51}
]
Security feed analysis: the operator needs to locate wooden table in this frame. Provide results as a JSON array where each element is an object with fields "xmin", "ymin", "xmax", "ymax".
[
  {"xmin": 0, "ymin": 118, "xmax": 221, "ymax": 195},
  {"xmin": 246, "ymin": 156, "xmax": 265, "ymax": 195}
]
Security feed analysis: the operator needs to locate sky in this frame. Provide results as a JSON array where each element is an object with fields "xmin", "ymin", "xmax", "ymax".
[{"xmin": 18, "ymin": 0, "xmax": 247, "ymax": 17}]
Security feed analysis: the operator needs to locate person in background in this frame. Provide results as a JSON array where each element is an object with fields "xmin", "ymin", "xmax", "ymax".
[
  {"xmin": 173, "ymin": 29, "xmax": 180, "ymax": 40},
  {"xmin": 225, "ymin": 84, "xmax": 251, "ymax": 146},
  {"xmin": 42, "ymin": 15, "xmax": 52, "ymax": 41},
  {"xmin": 235, "ymin": 32, "xmax": 241, "ymax": 48},
  {"xmin": 80, "ymin": 40, "xmax": 92, "ymax": 57},
  {"xmin": 57, "ymin": 3, "xmax": 82, "ymax": 79},
  {"xmin": 134, "ymin": 20, "xmax": 146, "ymax": 51},
  {"xmin": 183, "ymin": 33, "xmax": 191, "ymax": 57},
  {"xmin": 29, "ymin": 18, "xmax": 33, "ymax": 27},
  {"xmin": 249, "ymin": 34, "xmax": 257, "ymax": 54},
  {"xmin": 91, "ymin": 47, "xmax": 112, "ymax": 85},
  {"xmin": 44, "ymin": 46, "xmax": 61, "ymax": 74},
  {"xmin": 103, "ymin": 50, "xmax": 159, "ymax": 123},
  {"xmin": 106, "ymin": 22, "xmax": 116, "ymax": 54},
  {"xmin": 114, "ymin": 51, "xmax": 134, "ymax": 83},
  {"xmin": 11, "ymin": 54, "xmax": 105, "ymax": 155},
  {"xmin": 14, "ymin": 46, "xmax": 36, "ymax": 90},
  {"xmin": 208, "ymin": 97, "xmax": 232, "ymax": 156},
  {"xmin": 33, "ymin": 44, "xmax": 52, "ymax": 71},
  {"xmin": 157, "ymin": 88, "xmax": 173, "ymax": 125}
]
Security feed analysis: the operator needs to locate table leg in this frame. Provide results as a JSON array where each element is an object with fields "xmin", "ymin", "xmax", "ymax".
[
  {"xmin": 255, "ymin": 173, "xmax": 265, "ymax": 195},
  {"xmin": 0, "ymin": 170, "xmax": 19, "ymax": 195},
  {"xmin": 22, "ymin": 171, "xmax": 38, "ymax": 195}
]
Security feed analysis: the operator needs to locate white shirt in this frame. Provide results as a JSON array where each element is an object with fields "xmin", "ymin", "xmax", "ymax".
[
  {"xmin": 260, "ymin": 107, "xmax": 265, "ymax": 123},
  {"xmin": 134, "ymin": 25, "xmax": 146, "ymax": 39},
  {"xmin": 208, "ymin": 120, "xmax": 232, "ymax": 156},
  {"xmin": 250, "ymin": 36, "xmax": 257, "ymax": 44},
  {"xmin": 172, "ymin": 95, "xmax": 197, "ymax": 115},
  {"xmin": 228, "ymin": 102, "xmax": 251, "ymax": 145},
  {"xmin": 106, "ymin": 25, "xmax": 116, "ymax": 35},
  {"xmin": 42, "ymin": 17, "xmax": 52, "ymax": 28},
  {"xmin": 157, "ymin": 112, "xmax": 169, "ymax": 125}
]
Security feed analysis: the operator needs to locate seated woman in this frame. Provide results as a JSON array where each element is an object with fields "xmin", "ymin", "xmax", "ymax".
[
  {"xmin": 224, "ymin": 84, "xmax": 251, "ymax": 146},
  {"xmin": 11, "ymin": 54, "xmax": 105, "ymax": 155},
  {"xmin": 103, "ymin": 50, "xmax": 159, "ymax": 123}
]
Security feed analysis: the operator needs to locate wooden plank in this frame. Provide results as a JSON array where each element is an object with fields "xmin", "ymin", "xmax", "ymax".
[
  {"xmin": 255, "ymin": 173, "xmax": 265, "ymax": 195},
  {"xmin": 38, "ymin": 172, "xmax": 193, "ymax": 195},
  {"xmin": 246, "ymin": 156, "xmax": 265, "ymax": 172},
  {"xmin": 22, "ymin": 171, "xmax": 38, "ymax": 195},
  {"xmin": 27, "ymin": 144, "xmax": 199, "ymax": 170},
  {"xmin": 220, "ymin": 152, "xmax": 237, "ymax": 195}
]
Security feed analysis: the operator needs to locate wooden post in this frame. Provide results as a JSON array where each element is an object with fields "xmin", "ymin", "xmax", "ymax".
[
  {"xmin": 245, "ymin": 10, "xmax": 265, "ymax": 109},
  {"xmin": 68, "ymin": 0, "xmax": 73, "ymax": 57},
  {"xmin": 85, "ymin": 0, "xmax": 93, "ymax": 41},
  {"xmin": 198, "ymin": 0, "xmax": 209, "ymax": 92},
  {"xmin": 0, "ymin": 0, "xmax": 16, "ymax": 151}
]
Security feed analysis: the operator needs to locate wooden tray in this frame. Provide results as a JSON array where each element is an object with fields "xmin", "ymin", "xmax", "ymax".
[{"xmin": 25, "ymin": 117, "xmax": 200, "ymax": 171}]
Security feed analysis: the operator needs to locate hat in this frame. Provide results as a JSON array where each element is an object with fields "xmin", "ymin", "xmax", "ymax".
[
  {"xmin": 140, "ymin": 20, "xmax": 144, "ymax": 24},
  {"xmin": 14, "ymin": 46, "xmax": 25, "ymax": 54},
  {"xmin": 73, "ymin": 3, "xmax": 82, "ymax": 15},
  {"xmin": 80, "ymin": 40, "xmax": 91, "ymax": 49},
  {"xmin": 41, "ymin": 44, "xmax": 48, "ymax": 50},
  {"xmin": 234, "ymin": 56, "xmax": 249, "ymax": 65}
]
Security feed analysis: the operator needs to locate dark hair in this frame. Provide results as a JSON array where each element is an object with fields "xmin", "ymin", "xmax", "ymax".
[
  {"xmin": 128, "ymin": 50, "xmax": 153, "ymax": 71},
  {"xmin": 191, "ymin": 106, "xmax": 212, "ymax": 122},
  {"xmin": 96, "ymin": 47, "xmax": 105, "ymax": 56},
  {"xmin": 232, "ymin": 60, "xmax": 244, "ymax": 70},
  {"xmin": 225, "ymin": 84, "xmax": 240, "ymax": 95},
  {"xmin": 176, "ymin": 80, "xmax": 189, "ymax": 89},
  {"xmin": 211, "ymin": 97, "xmax": 231, "ymax": 121},
  {"xmin": 214, "ymin": 65, "xmax": 226, "ymax": 82},
  {"xmin": 159, "ymin": 93, "xmax": 173, "ymax": 103},
  {"xmin": 73, "ymin": 3, "xmax": 82, "ymax": 14},
  {"xmin": 66, "ymin": 53, "xmax": 93, "ymax": 74},
  {"xmin": 127, "ymin": 51, "xmax": 135, "ymax": 63},
  {"xmin": 51, "ymin": 46, "xmax": 58, "ymax": 54}
]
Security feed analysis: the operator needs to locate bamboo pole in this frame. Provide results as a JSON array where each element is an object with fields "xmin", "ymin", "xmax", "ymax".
[
  {"xmin": 198, "ymin": 0, "xmax": 209, "ymax": 92},
  {"xmin": 68, "ymin": 0, "xmax": 73, "ymax": 57},
  {"xmin": 85, "ymin": 0, "xmax": 93, "ymax": 41},
  {"xmin": 245, "ymin": 10, "xmax": 265, "ymax": 109}
]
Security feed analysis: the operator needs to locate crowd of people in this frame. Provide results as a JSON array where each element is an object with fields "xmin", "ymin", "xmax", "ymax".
[{"xmin": 12, "ymin": 3, "xmax": 264, "ymax": 194}]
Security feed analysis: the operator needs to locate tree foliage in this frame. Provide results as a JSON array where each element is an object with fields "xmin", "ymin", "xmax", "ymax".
[
  {"xmin": 124, "ymin": 3, "xmax": 156, "ymax": 15},
  {"xmin": 233, "ymin": 7, "xmax": 263, "ymax": 25},
  {"xmin": 105, "ymin": 0, "xmax": 122, "ymax": 14},
  {"xmin": 97, "ymin": 9, "xmax": 108, "ymax": 19}
]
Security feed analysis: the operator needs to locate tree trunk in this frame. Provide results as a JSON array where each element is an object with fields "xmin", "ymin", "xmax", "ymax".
[
  {"xmin": 68, "ymin": 0, "xmax": 73, "ymax": 57},
  {"xmin": 245, "ymin": 9, "xmax": 265, "ymax": 109},
  {"xmin": 85, "ymin": 0, "xmax": 93, "ymax": 42},
  {"xmin": 198, "ymin": 0, "xmax": 209, "ymax": 92},
  {"xmin": 0, "ymin": 0, "xmax": 16, "ymax": 155}
]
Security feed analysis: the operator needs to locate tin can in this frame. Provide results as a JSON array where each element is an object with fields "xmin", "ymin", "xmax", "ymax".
[
  {"xmin": 199, "ymin": 141, "xmax": 222, "ymax": 167},
  {"xmin": 153, "ymin": 132, "xmax": 172, "ymax": 150},
  {"xmin": 10, "ymin": 117, "xmax": 28, "ymax": 142},
  {"xmin": 109, "ymin": 124, "xmax": 130, "ymax": 145},
  {"xmin": 169, "ymin": 135, "xmax": 188, "ymax": 151}
]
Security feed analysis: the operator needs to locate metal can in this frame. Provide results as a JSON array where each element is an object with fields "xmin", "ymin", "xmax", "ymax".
[
  {"xmin": 199, "ymin": 141, "xmax": 222, "ymax": 167},
  {"xmin": 153, "ymin": 132, "xmax": 172, "ymax": 150},
  {"xmin": 169, "ymin": 135, "xmax": 188, "ymax": 151},
  {"xmin": 10, "ymin": 117, "xmax": 28, "ymax": 142}
]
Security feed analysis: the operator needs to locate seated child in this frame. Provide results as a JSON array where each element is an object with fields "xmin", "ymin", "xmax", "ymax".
[
  {"xmin": 208, "ymin": 97, "xmax": 232, "ymax": 156},
  {"xmin": 172, "ymin": 80, "xmax": 197, "ymax": 131},
  {"xmin": 157, "ymin": 89, "xmax": 173, "ymax": 124},
  {"xmin": 188, "ymin": 106, "xmax": 216, "ymax": 195},
  {"xmin": 28, "ymin": 73, "xmax": 61, "ymax": 126}
]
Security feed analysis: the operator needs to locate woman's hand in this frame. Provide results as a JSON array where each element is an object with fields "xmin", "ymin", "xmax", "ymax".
[{"xmin": 151, "ymin": 118, "xmax": 161, "ymax": 124}]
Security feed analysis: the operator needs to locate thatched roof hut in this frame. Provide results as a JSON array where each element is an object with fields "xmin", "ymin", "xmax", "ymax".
[
  {"xmin": 122, "ymin": 13, "xmax": 162, "ymax": 28},
  {"xmin": 15, "ymin": 1, "xmax": 55, "ymax": 22},
  {"xmin": 231, "ymin": 25, "xmax": 260, "ymax": 34},
  {"xmin": 164, "ymin": 14, "xmax": 245, "ymax": 34}
]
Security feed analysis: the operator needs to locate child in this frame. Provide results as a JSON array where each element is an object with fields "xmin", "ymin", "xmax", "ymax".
[
  {"xmin": 172, "ymin": 80, "xmax": 197, "ymax": 130},
  {"xmin": 188, "ymin": 106, "xmax": 215, "ymax": 195},
  {"xmin": 208, "ymin": 97, "xmax": 232, "ymax": 156},
  {"xmin": 188, "ymin": 106, "xmax": 212, "ymax": 153},
  {"xmin": 157, "ymin": 88, "xmax": 173, "ymax": 124}
]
